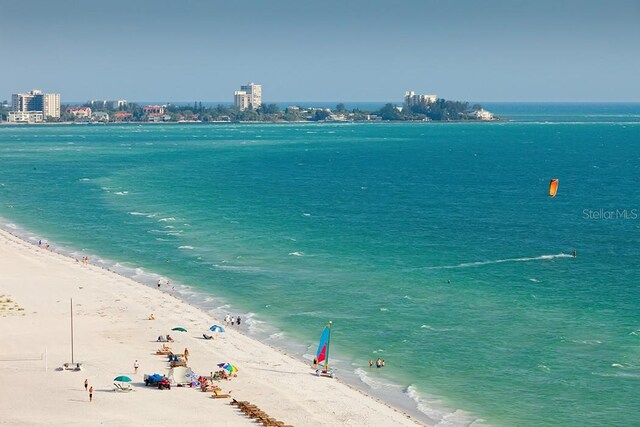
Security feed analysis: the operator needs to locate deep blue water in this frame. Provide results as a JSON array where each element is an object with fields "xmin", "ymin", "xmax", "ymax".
[{"xmin": 1, "ymin": 104, "xmax": 639, "ymax": 426}]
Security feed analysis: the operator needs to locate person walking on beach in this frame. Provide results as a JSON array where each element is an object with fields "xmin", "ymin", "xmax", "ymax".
[
  {"xmin": 134, "ymin": 360, "xmax": 139, "ymax": 374},
  {"xmin": 224, "ymin": 313, "xmax": 231, "ymax": 325},
  {"xmin": 184, "ymin": 348, "xmax": 189, "ymax": 362},
  {"xmin": 231, "ymin": 316, "xmax": 236, "ymax": 326},
  {"xmin": 84, "ymin": 379, "xmax": 88, "ymax": 391},
  {"xmin": 236, "ymin": 316, "xmax": 241, "ymax": 326},
  {"xmin": 88, "ymin": 385, "xmax": 94, "ymax": 402}
]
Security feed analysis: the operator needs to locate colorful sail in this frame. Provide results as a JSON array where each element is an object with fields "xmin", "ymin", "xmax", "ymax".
[
  {"xmin": 549, "ymin": 179, "xmax": 559, "ymax": 197},
  {"xmin": 315, "ymin": 324, "xmax": 331, "ymax": 367}
]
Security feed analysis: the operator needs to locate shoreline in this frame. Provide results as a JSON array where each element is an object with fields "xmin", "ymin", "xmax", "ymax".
[
  {"xmin": 0, "ymin": 119, "xmax": 503, "ymax": 126},
  {"xmin": 0, "ymin": 222, "xmax": 434, "ymax": 426}
]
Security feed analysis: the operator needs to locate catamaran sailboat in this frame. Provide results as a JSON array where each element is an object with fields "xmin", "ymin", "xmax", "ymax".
[{"xmin": 314, "ymin": 321, "xmax": 335, "ymax": 378}]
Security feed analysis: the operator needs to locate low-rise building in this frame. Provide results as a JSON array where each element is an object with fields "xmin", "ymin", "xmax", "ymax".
[
  {"xmin": 67, "ymin": 106, "xmax": 92, "ymax": 118},
  {"xmin": 8, "ymin": 111, "xmax": 44, "ymax": 123},
  {"xmin": 148, "ymin": 114, "xmax": 171, "ymax": 122},
  {"xmin": 469, "ymin": 108, "xmax": 494, "ymax": 120},
  {"xmin": 143, "ymin": 105, "xmax": 165, "ymax": 116},
  {"xmin": 114, "ymin": 112, "xmax": 133, "ymax": 122},
  {"xmin": 92, "ymin": 111, "xmax": 109, "ymax": 122}
]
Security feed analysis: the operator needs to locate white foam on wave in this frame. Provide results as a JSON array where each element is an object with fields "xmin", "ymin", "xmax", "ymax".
[
  {"xmin": 268, "ymin": 332, "xmax": 285, "ymax": 340},
  {"xmin": 212, "ymin": 264, "xmax": 263, "ymax": 273},
  {"xmin": 288, "ymin": 251, "xmax": 304, "ymax": 257},
  {"xmin": 420, "ymin": 324, "xmax": 456, "ymax": 332},
  {"xmin": 354, "ymin": 368, "xmax": 403, "ymax": 391},
  {"xmin": 405, "ymin": 384, "xmax": 482, "ymax": 426},
  {"xmin": 380, "ymin": 308, "xmax": 388, "ymax": 312},
  {"xmin": 148, "ymin": 229, "xmax": 183, "ymax": 236},
  {"xmin": 159, "ymin": 217, "xmax": 176, "ymax": 222},
  {"xmin": 114, "ymin": 191, "xmax": 129, "ymax": 196},
  {"xmin": 244, "ymin": 312, "xmax": 265, "ymax": 334},
  {"xmin": 302, "ymin": 213, "xmax": 311, "ymax": 217},
  {"xmin": 178, "ymin": 245, "xmax": 194, "ymax": 250},
  {"xmin": 424, "ymin": 253, "xmax": 573, "ymax": 270},
  {"xmin": 5, "ymin": 223, "xmax": 17, "ymax": 229},
  {"xmin": 128, "ymin": 211, "xmax": 150, "ymax": 216},
  {"xmin": 79, "ymin": 178, "xmax": 91, "ymax": 182}
]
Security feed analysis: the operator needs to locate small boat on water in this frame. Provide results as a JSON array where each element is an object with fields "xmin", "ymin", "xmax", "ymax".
[{"xmin": 313, "ymin": 321, "xmax": 335, "ymax": 378}]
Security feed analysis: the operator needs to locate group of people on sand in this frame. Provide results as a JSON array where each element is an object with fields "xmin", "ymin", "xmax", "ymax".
[
  {"xmin": 158, "ymin": 334, "xmax": 174, "ymax": 342},
  {"xmin": 75, "ymin": 256, "xmax": 89, "ymax": 265},
  {"xmin": 224, "ymin": 313, "xmax": 241, "ymax": 327},
  {"xmin": 369, "ymin": 358, "xmax": 385, "ymax": 369},
  {"xmin": 84, "ymin": 379, "xmax": 94, "ymax": 402}
]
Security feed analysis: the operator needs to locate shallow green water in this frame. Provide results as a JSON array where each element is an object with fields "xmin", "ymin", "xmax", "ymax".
[{"xmin": 1, "ymin": 106, "xmax": 639, "ymax": 425}]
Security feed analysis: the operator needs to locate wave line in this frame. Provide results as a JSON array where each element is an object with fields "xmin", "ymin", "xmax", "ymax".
[{"xmin": 424, "ymin": 253, "xmax": 573, "ymax": 270}]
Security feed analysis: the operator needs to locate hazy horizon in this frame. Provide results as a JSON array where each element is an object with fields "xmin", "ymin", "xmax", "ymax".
[{"xmin": 2, "ymin": 0, "xmax": 639, "ymax": 102}]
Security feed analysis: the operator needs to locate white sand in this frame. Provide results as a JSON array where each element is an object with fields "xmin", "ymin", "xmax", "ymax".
[{"xmin": 0, "ymin": 229, "xmax": 423, "ymax": 426}]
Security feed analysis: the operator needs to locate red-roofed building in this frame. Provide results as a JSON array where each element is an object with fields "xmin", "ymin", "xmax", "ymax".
[{"xmin": 114, "ymin": 111, "xmax": 133, "ymax": 121}]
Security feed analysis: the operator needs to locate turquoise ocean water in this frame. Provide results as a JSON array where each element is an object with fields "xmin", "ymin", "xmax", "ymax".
[{"xmin": 1, "ymin": 104, "xmax": 639, "ymax": 426}]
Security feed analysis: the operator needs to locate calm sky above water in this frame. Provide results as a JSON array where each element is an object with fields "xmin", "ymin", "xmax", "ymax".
[{"xmin": 1, "ymin": 0, "xmax": 639, "ymax": 102}]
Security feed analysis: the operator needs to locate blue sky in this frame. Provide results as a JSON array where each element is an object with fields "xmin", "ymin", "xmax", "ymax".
[{"xmin": 1, "ymin": 0, "xmax": 639, "ymax": 102}]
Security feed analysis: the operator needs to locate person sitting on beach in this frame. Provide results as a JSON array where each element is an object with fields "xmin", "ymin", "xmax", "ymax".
[
  {"xmin": 166, "ymin": 334, "xmax": 174, "ymax": 342},
  {"xmin": 148, "ymin": 314, "xmax": 155, "ymax": 320},
  {"xmin": 157, "ymin": 335, "xmax": 165, "ymax": 342}
]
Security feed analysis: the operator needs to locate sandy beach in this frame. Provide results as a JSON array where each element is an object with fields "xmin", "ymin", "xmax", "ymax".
[{"xmin": 0, "ymin": 228, "xmax": 422, "ymax": 426}]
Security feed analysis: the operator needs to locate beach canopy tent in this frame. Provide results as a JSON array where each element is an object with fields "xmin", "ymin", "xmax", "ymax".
[
  {"xmin": 209, "ymin": 325, "xmax": 225, "ymax": 333},
  {"xmin": 114, "ymin": 375, "xmax": 132, "ymax": 382},
  {"xmin": 172, "ymin": 327, "xmax": 187, "ymax": 332},
  {"xmin": 168, "ymin": 366, "xmax": 195, "ymax": 385}
]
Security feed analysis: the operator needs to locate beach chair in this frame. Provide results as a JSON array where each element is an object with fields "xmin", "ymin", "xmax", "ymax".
[
  {"xmin": 211, "ymin": 389, "xmax": 231, "ymax": 399},
  {"xmin": 114, "ymin": 382, "xmax": 133, "ymax": 392}
]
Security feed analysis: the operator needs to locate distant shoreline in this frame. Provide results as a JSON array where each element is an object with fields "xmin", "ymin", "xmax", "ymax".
[{"xmin": 0, "ymin": 118, "xmax": 504, "ymax": 126}]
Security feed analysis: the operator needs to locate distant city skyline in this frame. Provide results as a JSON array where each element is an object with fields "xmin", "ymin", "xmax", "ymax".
[{"xmin": 1, "ymin": 0, "xmax": 639, "ymax": 102}]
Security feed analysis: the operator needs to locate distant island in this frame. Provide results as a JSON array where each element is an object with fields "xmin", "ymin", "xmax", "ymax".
[{"xmin": 1, "ymin": 90, "xmax": 495, "ymax": 124}]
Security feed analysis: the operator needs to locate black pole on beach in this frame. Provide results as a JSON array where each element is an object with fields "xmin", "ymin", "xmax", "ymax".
[{"xmin": 70, "ymin": 298, "xmax": 74, "ymax": 364}]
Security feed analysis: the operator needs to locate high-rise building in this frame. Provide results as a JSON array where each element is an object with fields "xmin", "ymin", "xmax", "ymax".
[
  {"xmin": 234, "ymin": 83, "xmax": 262, "ymax": 110},
  {"xmin": 404, "ymin": 91, "xmax": 437, "ymax": 108},
  {"xmin": 43, "ymin": 93, "xmax": 60, "ymax": 118},
  {"xmin": 234, "ymin": 91, "xmax": 249, "ymax": 110},
  {"xmin": 12, "ymin": 89, "xmax": 60, "ymax": 118}
]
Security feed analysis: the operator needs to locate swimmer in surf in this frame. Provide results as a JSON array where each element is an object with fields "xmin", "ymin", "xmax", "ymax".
[{"xmin": 572, "ymin": 250, "xmax": 576, "ymax": 258}]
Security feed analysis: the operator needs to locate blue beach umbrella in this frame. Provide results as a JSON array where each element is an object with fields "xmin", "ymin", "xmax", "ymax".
[{"xmin": 209, "ymin": 325, "xmax": 225, "ymax": 333}]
